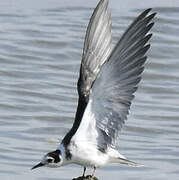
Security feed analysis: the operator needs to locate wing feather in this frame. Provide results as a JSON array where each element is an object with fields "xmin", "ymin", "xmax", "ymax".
[
  {"xmin": 73, "ymin": 9, "xmax": 156, "ymax": 150},
  {"xmin": 78, "ymin": 0, "xmax": 112, "ymax": 101},
  {"xmin": 62, "ymin": 0, "xmax": 112, "ymax": 145}
]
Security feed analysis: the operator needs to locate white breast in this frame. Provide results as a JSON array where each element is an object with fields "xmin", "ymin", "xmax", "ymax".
[{"xmin": 69, "ymin": 140, "xmax": 109, "ymax": 168}]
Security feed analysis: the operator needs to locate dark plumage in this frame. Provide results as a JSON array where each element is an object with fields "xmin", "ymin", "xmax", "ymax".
[{"xmin": 48, "ymin": 150, "xmax": 61, "ymax": 163}]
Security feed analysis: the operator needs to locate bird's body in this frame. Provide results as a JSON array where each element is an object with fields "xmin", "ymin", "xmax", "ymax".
[
  {"xmin": 62, "ymin": 142, "xmax": 109, "ymax": 168},
  {"xmin": 62, "ymin": 99, "xmax": 127, "ymax": 168},
  {"xmin": 32, "ymin": 0, "xmax": 156, "ymax": 176}
]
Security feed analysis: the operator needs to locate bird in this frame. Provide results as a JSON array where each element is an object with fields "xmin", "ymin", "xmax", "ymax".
[{"xmin": 32, "ymin": 0, "xmax": 156, "ymax": 177}]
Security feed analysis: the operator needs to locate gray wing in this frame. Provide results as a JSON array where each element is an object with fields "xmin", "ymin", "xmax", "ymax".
[
  {"xmin": 92, "ymin": 9, "xmax": 156, "ymax": 149},
  {"xmin": 62, "ymin": 0, "xmax": 112, "ymax": 146},
  {"xmin": 74, "ymin": 9, "xmax": 156, "ymax": 150},
  {"xmin": 78, "ymin": 0, "xmax": 112, "ymax": 102}
]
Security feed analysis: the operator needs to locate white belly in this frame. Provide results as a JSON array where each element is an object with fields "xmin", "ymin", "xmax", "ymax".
[{"xmin": 69, "ymin": 141, "xmax": 109, "ymax": 168}]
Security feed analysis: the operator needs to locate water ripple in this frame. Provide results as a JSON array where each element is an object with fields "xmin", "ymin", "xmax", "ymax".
[{"xmin": 0, "ymin": 3, "xmax": 179, "ymax": 180}]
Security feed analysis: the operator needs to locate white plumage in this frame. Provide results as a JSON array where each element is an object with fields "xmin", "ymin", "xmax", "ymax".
[{"xmin": 32, "ymin": 0, "xmax": 156, "ymax": 176}]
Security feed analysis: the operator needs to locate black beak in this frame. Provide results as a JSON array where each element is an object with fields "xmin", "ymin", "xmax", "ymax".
[{"xmin": 31, "ymin": 162, "xmax": 45, "ymax": 170}]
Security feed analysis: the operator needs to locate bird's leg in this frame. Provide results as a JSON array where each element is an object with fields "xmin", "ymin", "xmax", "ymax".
[
  {"xmin": 82, "ymin": 167, "xmax": 86, "ymax": 177},
  {"xmin": 92, "ymin": 167, "xmax": 96, "ymax": 177}
]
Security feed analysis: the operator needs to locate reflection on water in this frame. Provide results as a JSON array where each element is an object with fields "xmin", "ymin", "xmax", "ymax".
[{"xmin": 0, "ymin": 1, "xmax": 179, "ymax": 180}]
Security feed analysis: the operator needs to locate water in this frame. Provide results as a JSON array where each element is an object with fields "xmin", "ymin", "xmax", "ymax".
[{"xmin": 0, "ymin": 0, "xmax": 179, "ymax": 180}]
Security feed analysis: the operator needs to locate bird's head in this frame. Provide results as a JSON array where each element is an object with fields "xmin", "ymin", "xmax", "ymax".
[{"xmin": 32, "ymin": 150, "xmax": 63, "ymax": 169}]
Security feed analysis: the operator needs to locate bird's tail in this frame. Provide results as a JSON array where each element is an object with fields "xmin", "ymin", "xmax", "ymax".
[
  {"xmin": 108, "ymin": 149, "xmax": 143, "ymax": 167},
  {"xmin": 116, "ymin": 157, "xmax": 143, "ymax": 167}
]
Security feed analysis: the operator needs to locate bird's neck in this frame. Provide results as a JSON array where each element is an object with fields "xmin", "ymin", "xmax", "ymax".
[{"xmin": 57, "ymin": 143, "xmax": 73, "ymax": 165}]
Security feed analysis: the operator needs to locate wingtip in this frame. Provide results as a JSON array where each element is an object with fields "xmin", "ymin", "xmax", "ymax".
[
  {"xmin": 146, "ymin": 33, "xmax": 153, "ymax": 40},
  {"xmin": 149, "ymin": 22, "xmax": 155, "ymax": 28},
  {"xmin": 94, "ymin": 0, "xmax": 109, "ymax": 16},
  {"xmin": 144, "ymin": 8, "xmax": 156, "ymax": 15},
  {"xmin": 145, "ymin": 8, "xmax": 152, "ymax": 13},
  {"xmin": 150, "ymin": 12, "xmax": 157, "ymax": 19},
  {"xmin": 139, "ymin": 8, "xmax": 157, "ymax": 21},
  {"xmin": 146, "ymin": 11, "xmax": 157, "ymax": 24},
  {"xmin": 144, "ymin": 13, "xmax": 156, "ymax": 27},
  {"xmin": 98, "ymin": 0, "xmax": 109, "ymax": 6},
  {"xmin": 145, "ymin": 44, "xmax": 151, "ymax": 50},
  {"xmin": 140, "ymin": 8, "xmax": 152, "ymax": 18}
]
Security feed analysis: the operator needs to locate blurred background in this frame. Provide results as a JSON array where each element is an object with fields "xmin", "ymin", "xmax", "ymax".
[{"xmin": 0, "ymin": 0, "xmax": 179, "ymax": 180}]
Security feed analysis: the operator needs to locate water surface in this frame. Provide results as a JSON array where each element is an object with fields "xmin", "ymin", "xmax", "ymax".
[{"xmin": 0, "ymin": 0, "xmax": 179, "ymax": 180}]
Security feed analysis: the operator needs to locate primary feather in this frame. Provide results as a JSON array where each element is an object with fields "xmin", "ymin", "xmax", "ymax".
[
  {"xmin": 74, "ymin": 8, "xmax": 156, "ymax": 151},
  {"xmin": 78, "ymin": 0, "xmax": 112, "ymax": 101},
  {"xmin": 62, "ymin": 0, "xmax": 112, "ymax": 146}
]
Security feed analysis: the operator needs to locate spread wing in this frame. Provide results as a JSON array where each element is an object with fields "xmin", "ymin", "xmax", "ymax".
[
  {"xmin": 62, "ymin": 0, "xmax": 112, "ymax": 145},
  {"xmin": 78, "ymin": 0, "xmax": 112, "ymax": 101},
  {"xmin": 73, "ymin": 9, "xmax": 156, "ymax": 150}
]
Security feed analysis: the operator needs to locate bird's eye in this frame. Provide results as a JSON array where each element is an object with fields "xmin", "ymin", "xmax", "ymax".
[{"xmin": 47, "ymin": 158, "xmax": 53, "ymax": 163}]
